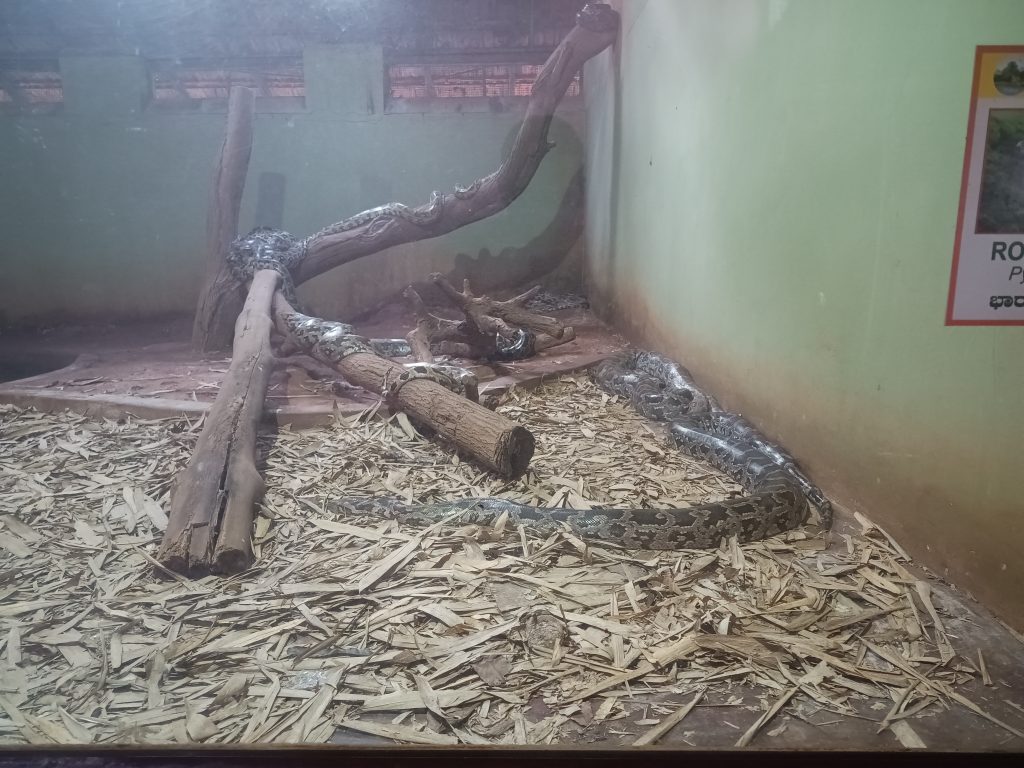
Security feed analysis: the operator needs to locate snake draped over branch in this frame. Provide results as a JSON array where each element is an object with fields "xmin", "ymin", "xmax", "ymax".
[
  {"xmin": 227, "ymin": 227, "xmax": 544, "ymax": 362},
  {"xmin": 331, "ymin": 351, "xmax": 834, "ymax": 550}
]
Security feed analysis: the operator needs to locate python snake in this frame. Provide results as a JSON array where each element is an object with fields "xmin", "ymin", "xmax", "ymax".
[
  {"xmin": 228, "ymin": 227, "xmax": 541, "ymax": 362},
  {"xmin": 228, "ymin": 187, "xmax": 461, "ymax": 295},
  {"xmin": 227, "ymin": 227, "xmax": 307, "ymax": 307},
  {"xmin": 362, "ymin": 328, "xmax": 539, "ymax": 363},
  {"xmin": 305, "ymin": 191, "xmax": 445, "ymax": 242},
  {"xmin": 278, "ymin": 309, "xmax": 478, "ymax": 402},
  {"xmin": 228, "ymin": 231, "xmax": 831, "ymax": 549},
  {"xmin": 228, "ymin": 190, "xmax": 447, "ymax": 302},
  {"xmin": 330, "ymin": 350, "xmax": 833, "ymax": 550}
]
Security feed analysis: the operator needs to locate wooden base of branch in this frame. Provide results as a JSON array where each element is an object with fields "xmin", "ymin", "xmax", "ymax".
[
  {"xmin": 273, "ymin": 296, "xmax": 535, "ymax": 478},
  {"xmin": 158, "ymin": 269, "xmax": 279, "ymax": 576}
]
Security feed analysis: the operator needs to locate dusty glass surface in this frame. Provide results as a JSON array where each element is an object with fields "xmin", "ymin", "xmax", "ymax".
[{"xmin": 0, "ymin": 0, "xmax": 1022, "ymax": 758}]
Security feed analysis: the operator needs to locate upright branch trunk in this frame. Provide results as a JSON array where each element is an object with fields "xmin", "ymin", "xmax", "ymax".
[
  {"xmin": 159, "ymin": 269, "xmax": 279, "ymax": 576},
  {"xmin": 272, "ymin": 295, "xmax": 535, "ymax": 478},
  {"xmin": 192, "ymin": 86, "xmax": 257, "ymax": 352},
  {"xmin": 291, "ymin": 5, "xmax": 619, "ymax": 285}
]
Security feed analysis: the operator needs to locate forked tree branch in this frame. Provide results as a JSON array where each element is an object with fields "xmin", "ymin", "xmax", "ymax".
[{"xmin": 290, "ymin": 4, "xmax": 619, "ymax": 285}]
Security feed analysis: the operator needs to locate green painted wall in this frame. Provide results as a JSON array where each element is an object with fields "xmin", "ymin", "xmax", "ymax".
[
  {"xmin": 584, "ymin": 0, "xmax": 1024, "ymax": 626},
  {"xmin": 0, "ymin": 47, "xmax": 583, "ymax": 324}
]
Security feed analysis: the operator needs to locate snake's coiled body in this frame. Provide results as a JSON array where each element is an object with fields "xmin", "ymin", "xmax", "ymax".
[
  {"xmin": 228, "ymin": 227, "xmax": 540, "ymax": 363},
  {"xmin": 227, "ymin": 227, "xmax": 307, "ymax": 307},
  {"xmin": 280, "ymin": 311, "xmax": 478, "ymax": 401},
  {"xmin": 594, "ymin": 351, "xmax": 833, "ymax": 530},
  {"xmin": 594, "ymin": 352, "xmax": 721, "ymax": 419},
  {"xmin": 228, "ymin": 190, "xmax": 447, "ymax": 304},
  {"xmin": 669, "ymin": 412, "xmax": 833, "ymax": 528},
  {"xmin": 334, "ymin": 487, "xmax": 805, "ymax": 550},
  {"xmin": 332, "ymin": 350, "xmax": 832, "ymax": 550},
  {"xmin": 227, "ymin": 230, "xmax": 831, "ymax": 550}
]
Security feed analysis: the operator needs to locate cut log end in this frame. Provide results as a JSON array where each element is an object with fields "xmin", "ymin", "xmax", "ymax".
[
  {"xmin": 156, "ymin": 549, "xmax": 189, "ymax": 579},
  {"xmin": 496, "ymin": 425, "xmax": 536, "ymax": 478},
  {"xmin": 215, "ymin": 546, "xmax": 254, "ymax": 575}
]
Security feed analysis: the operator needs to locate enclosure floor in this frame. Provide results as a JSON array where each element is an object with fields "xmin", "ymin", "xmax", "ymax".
[
  {"xmin": 0, "ymin": 306, "xmax": 621, "ymax": 426},
  {"xmin": 1, "ymin": 377, "xmax": 1022, "ymax": 750}
]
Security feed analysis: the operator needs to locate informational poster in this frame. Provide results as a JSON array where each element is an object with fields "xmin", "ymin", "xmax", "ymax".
[{"xmin": 946, "ymin": 46, "xmax": 1024, "ymax": 325}]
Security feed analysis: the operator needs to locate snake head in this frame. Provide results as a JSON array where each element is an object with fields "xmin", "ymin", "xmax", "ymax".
[
  {"xmin": 651, "ymin": 386, "xmax": 693, "ymax": 407},
  {"xmin": 577, "ymin": 4, "xmax": 620, "ymax": 34}
]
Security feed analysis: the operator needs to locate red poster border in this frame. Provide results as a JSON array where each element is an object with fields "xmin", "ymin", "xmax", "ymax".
[{"xmin": 945, "ymin": 45, "xmax": 1024, "ymax": 327}]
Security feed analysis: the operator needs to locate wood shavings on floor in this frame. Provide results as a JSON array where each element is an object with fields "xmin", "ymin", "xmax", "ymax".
[{"xmin": 0, "ymin": 376, "xmax": 1021, "ymax": 748}]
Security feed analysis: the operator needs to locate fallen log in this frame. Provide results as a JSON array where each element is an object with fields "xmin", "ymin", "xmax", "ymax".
[
  {"xmin": 403, "ymin": 285, "xmax": 491, "ymax": 364},
  {"xmin": 157, "ymin": 269, "xmax": 279, "ymax": 575},
  {"xmin": 432, "ymin": 274, "xmax": 567, "ymax": 340},
  {"xmin": 272, "ymin": 294, "xmax": 535, "ymax": 478}
]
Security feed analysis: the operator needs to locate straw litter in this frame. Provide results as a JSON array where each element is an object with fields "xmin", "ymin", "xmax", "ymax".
[{"xmin": 1, "ymin": 375, "xmax": 1022, "ymax": 747}]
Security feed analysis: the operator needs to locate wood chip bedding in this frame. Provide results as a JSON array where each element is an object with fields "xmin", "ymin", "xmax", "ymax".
[{"xmin": 0, "ymin": 376, "xmax": 1018, "ymax": 747}]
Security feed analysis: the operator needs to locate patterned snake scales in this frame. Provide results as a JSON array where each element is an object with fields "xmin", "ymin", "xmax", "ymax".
[
  {"xmin": 226, "ymin": 218, "xmax": 833, "ymax": 550},
  {"xmin": 227, "ymin": 219, "xmax": 536, "ymax": 363},
  {"xmin": 227, "ymin": 179, "xmax": 486, "ymax": 308},
  {"xmin": 330, "ymin": 351, "xmax": 834, "ymax": 550}
]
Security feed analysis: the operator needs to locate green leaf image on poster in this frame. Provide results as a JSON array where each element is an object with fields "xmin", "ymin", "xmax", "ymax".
[{"xmin": 977, "ymin": 109, "xmax": 1024, "ymax": 234}]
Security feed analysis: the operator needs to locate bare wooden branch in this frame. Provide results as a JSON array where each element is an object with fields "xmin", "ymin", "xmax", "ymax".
[
  {"xmin": 159, "ymin": 269, "xmax": 279, "ymax": 576},
  {"xmin": 290, "ymin": 5, "xmax": 619, "ymax": 285},
  {"xmin": 192, "ymin": 86, "xmax": 257, "ymax": 352}
]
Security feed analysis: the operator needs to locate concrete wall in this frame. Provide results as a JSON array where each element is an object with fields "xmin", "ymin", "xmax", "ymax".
[
  {"xmin": 0, "ymin": 46, "xmax": 584, "ymax": 324},
  {"xmin": 584, "ymin": 0, "xmax": 1024, "ymax": 626}
]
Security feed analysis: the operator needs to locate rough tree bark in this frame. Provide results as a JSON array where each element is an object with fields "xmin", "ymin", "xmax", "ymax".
[
  {"xmin": 353, "ymin": 163, "xmax": 586, "ymax": 322},
  {"xmin": 159, "ymin": 269, "xmax": 279, "ymax": 575},
  {"xmin": 196, "ymin": 4, "xmax": 619, "ymax": 342},
  {"xmin": 432, "ymin": 276, "xmax": 565, "ymax": 338},
  {"xmin": 192, "ymin": 86, "xmax": 256, "ymax": 352},
  {"xmin": 290, "ymin": 5, "xmax": 618, "ymax": 286},
  {"xmin": 271, "ymin": 295, "xmax": 535, "ymax": 478}
]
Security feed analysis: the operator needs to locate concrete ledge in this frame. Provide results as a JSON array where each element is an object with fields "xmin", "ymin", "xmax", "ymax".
[
  {"xmin": 0, "ymin": 311, "xmax": 626, "ymax": 428},
  {"xmin": 0, "ymin": 351, "xmax": 617, "ymax": 428}
]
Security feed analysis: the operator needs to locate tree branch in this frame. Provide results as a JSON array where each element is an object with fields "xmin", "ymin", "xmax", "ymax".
[
  {"xmin": 192, "ymin": 86, "xmax": 256, "ymax": 352},
  {"xmin": 290, "ymin": 4, "xmax": 619, "ymax": 285}
]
